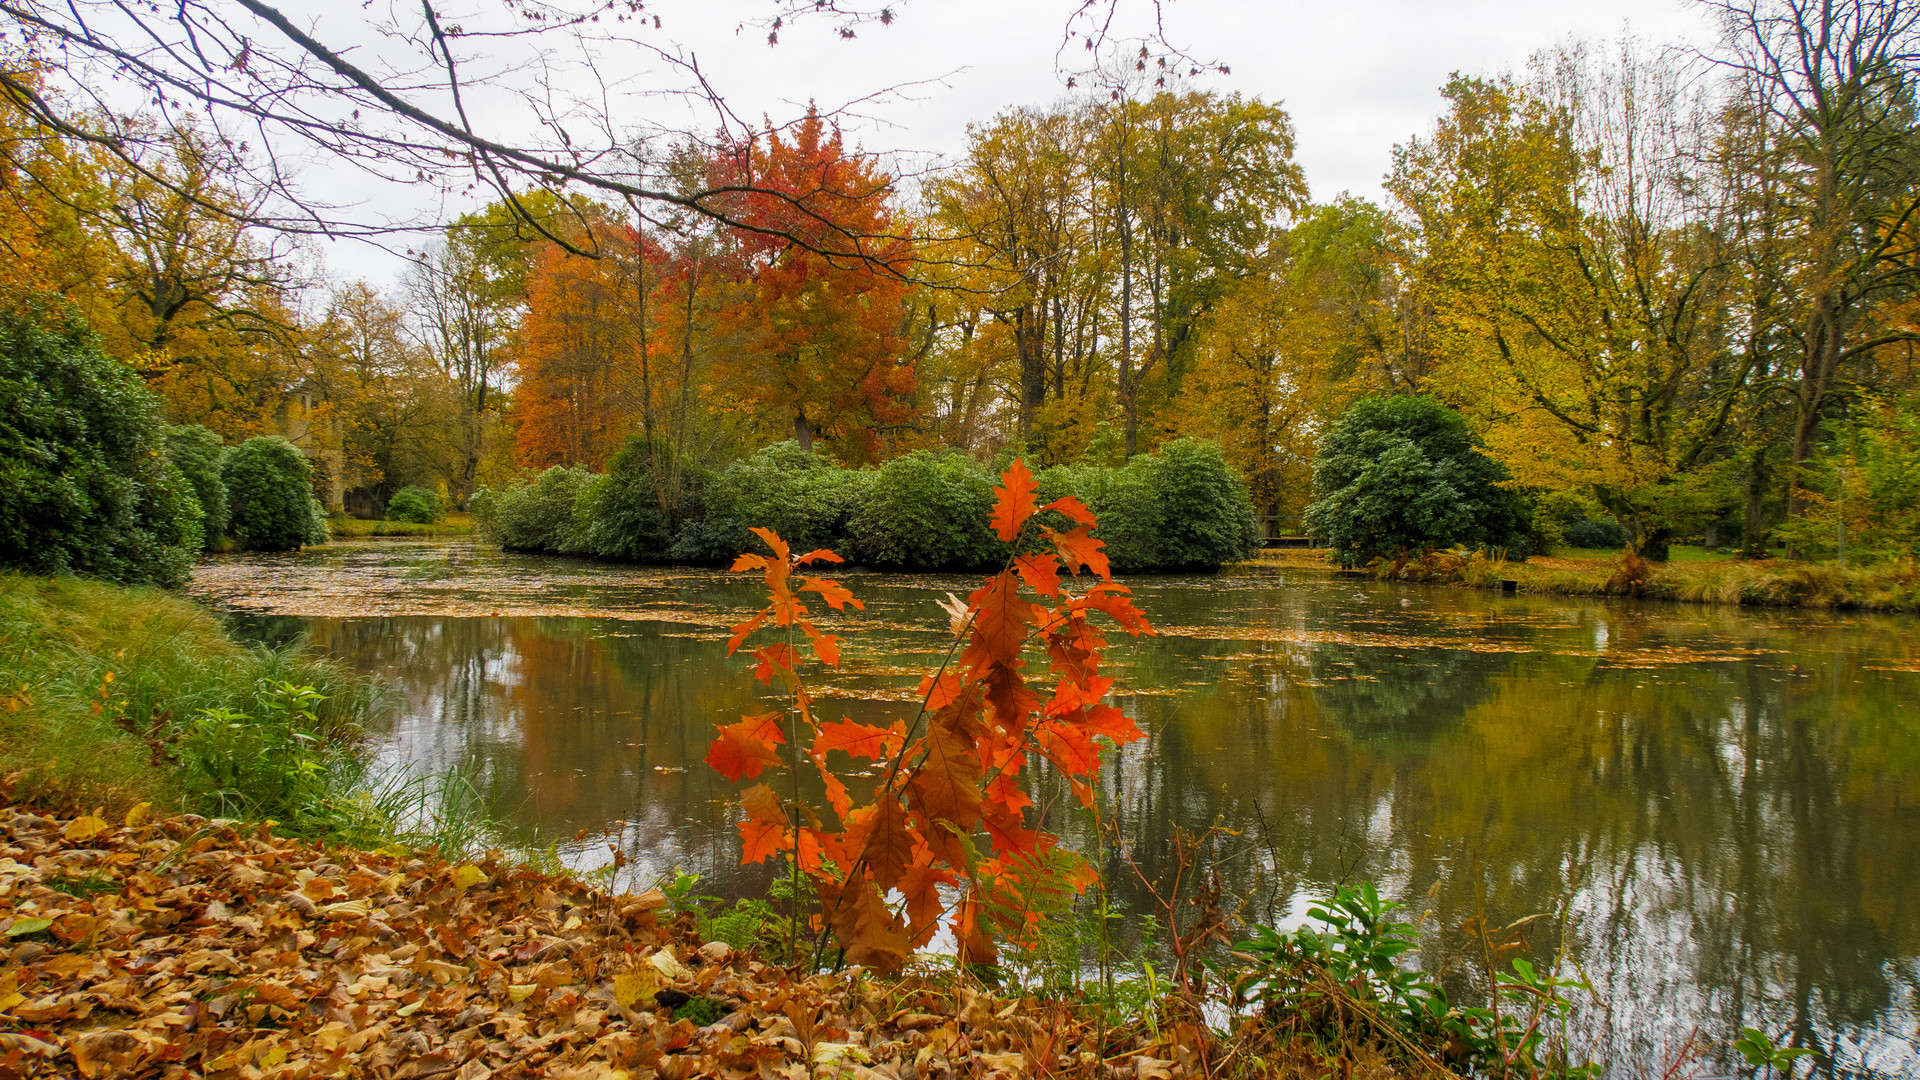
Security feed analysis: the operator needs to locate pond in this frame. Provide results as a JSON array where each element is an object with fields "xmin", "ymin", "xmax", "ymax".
[{"xmin": 191, "ymin": 539, "xmax": 1920, "ymax": 1077}]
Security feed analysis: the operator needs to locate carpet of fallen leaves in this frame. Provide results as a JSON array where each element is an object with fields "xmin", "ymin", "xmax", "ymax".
[{"xmin": 0, "ymin": 795, "xmax": 1203, "ymax": 1080}]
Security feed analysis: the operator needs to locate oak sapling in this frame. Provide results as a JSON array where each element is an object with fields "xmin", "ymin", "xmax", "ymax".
[{"xmin": 707, "ymin": 460, "xmax": 1156, "ymax": 973}]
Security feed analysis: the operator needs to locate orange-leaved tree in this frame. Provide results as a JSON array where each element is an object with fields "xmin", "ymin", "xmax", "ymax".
[
  {"xmin": 706, "ymin": 460, "xmax": 1154, "ymax": 972},
  {"xmin": 712, "ymin": 107, "xmax": 918, "ymax": 463}
]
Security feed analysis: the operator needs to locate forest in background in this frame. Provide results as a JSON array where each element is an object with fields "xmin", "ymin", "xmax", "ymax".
[{"xmin": 2, "ymin": 0, "xmax": 1917, "ymax": 566}]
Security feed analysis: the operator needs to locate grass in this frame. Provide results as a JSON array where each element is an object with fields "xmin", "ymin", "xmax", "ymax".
[
  {"xmin": 0, "ymin": 573, "xmax": 506, "ymax": 853},
  {"xmin": 324, "ymin": 512, "xmax": 476, "ymax": 539},
  {"xmin": 1244, "ymin": 547, "xmax": 1920, "ymax": 611}
]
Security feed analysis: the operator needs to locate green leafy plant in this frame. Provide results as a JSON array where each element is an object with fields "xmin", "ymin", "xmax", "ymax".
[
  {"xmin": 1734, "ymin": 1027, "xmax": 1815, "ymax": 1077},
  {"xmin": 0, "ymin": 296, "xmax": 202, "ymax": 585},
  {"xmin": 1232, "ymin": 884, "xmax": 1595, "ymax": 1079},
  {"xmin": 174, "ymin": 681, "xmax": 347, "ymax": 825},
  {"xmin": 221, "ymin": 436, "xmax": 329, "ymax": 551},
  {"xmin": 164, "ymin": 424, "xmax": 229, "ymax": 548},
  {"xmin": 1307, "ymin": 395, "xmax": 1532, "ymax": 566},
  {"xmin": 846, "ymin": 449, "xmax": 1000, "ymax": 569},
  {"xmin": 384, "ymin": 486, "xmax": 444, "ymax": 524}
]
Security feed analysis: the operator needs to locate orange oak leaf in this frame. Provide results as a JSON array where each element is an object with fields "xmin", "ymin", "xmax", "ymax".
[
  {"xmin": 1040, "ymin": 495, "xmax": 1097, "ymax": 527},
  {"xmin": 752, "ymin": 643, "xmax": 799, "ymax": 684},
  {"xmin": 990, "ymin": 459, "xmax": 1038, "ymax": 542},
  {"xmin": 1080, "ymin": 584, "xmax": 1153, "ymax": 636},
  {"xmin": 748, "ymin": 526, "xmax": 791, "ymax": 565},
  {"xmin": 818, "ymin": 763, "xmax": 854, "ymax": 820},
  {"xmin": 741, "ymin": 782, "xmax": 785, "ymax": 825},
  {"xmin": 727, "ymin": 609, "xmax": 768, "ymax": 655},
  {"xmin": 801, "ymin": 624, "xmax": 842, "ymax": 667},
  {"xmin": 738, "ymin": 819, "xmax": 784, "ymax": 864},
  {"xmin": 984, "ymin": 769, "xmax": 1034, "ymax": 816},
  {"xmin": 815, "ymin": 719, "xmax": 904, "ymax": 761},
  {"xmin": 800, "ymin": 576, "xmax": 863, "ymax": 611},
  {"xmin": 1037, "ymin": 719, "xmax": 1099, "ymax": 775},
  {"xmin": 1013, "ymin": 553, "xmax": 1063, "ymax": 597},
  {"xmin": 705, "ymin": 722, "xmax": 783, "ymax": 782},
  {"xmin": 919, "ymin": 670, "xmax": 965, "ymax": 711},
  {"xmin": 821, "ymin": 878, "xmax": 912, "ymax": 974},
  {"xmin": 860, "ymin": 796, "xmax": 915, "ymax": 891},
  {"xmin": 794, "ymin": 548, "xmax": 845, "ymax": 566},
  {"xmin": 1082, "ymin": 702, "xmax": 1145, "ymax": 744},
  {"xmin": 1047, "ymin": 675, "xmax": 1115, "ymax": 715},
  {"xmin": 907, "ymin": 720, "xmax": 982, "ymax": 862},
  {"xmin": 1045, "ymin": 524, "xmax": 1111, "ymax": 580},
  {"xmin": 954, "ymin": 895, "xmax": 999, "ymax": 968},
  {"xmin": 897, "ymin": 865, "xmax": 952, "ymax": 945},
  {"xmin": 738, "ymin": 712, "xmax": 787, "ymax": 745},
  {"xmin": 984, "ymin": 664, "xmax": 1040, "ymax": 734},
  {"xmin": 964, "ymin": 571, "xmax": 1036, "ymax": 670}
]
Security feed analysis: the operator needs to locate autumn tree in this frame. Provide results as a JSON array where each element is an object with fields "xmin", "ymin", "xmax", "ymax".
[
  {"xmin": 514, "ymin": 219, "xmax": 650, "ymax": 471},
  {"xmin": 1177, "ymin": 202, "xmax": 1394, "ymax": 532},
  {"xmin": 1092, "ymin": 89, "xmax": 1305, "ymax": 456},
  {"xmin": 1390, "ymin": 46, "xmax": 1742, "ymax": 560},
  {"xmin": 1707, "ymin": 0, "xmax": 1920, "ymax": 526},
  {"xmin": 711, "ymin": 109, "xmax": 917, "ymax": 462}
]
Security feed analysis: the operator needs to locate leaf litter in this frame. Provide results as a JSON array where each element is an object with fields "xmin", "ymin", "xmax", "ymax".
[{"xmin": 0, "ymin": 786, "xmax": 1189, "ymax": 1080}]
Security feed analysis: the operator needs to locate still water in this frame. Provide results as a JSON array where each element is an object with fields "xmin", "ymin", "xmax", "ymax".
[{"xmin": 192, "ymin": 540, "xmax": 1920, "ymax": 1076}]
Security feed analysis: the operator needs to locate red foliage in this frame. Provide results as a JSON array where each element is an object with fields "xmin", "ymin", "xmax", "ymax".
[
  {"xmin": 705, "ymin": 460, "xmax": 1155, "ymax": 973},
  {"xmin": 712, "ymin": 108, "xmax": 917, "ymax": 462}
]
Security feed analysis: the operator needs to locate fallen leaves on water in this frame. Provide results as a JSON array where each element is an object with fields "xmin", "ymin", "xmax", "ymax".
[{"xmin": 0, "ymin": 786, "xmax": 1194, "ymax": 1079}]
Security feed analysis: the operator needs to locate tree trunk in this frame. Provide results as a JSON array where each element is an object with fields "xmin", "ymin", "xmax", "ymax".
[
  {"xmin": 1016, "ymin": 306, "xmax": 1045, "ymax": 438},
  {"xmin": 795, "ymin": 411, "xmax": 814, "ymax": 453},
  {"xmin": 1742, "ymin": 451, "xmax": 1772, "ymax": 558}
]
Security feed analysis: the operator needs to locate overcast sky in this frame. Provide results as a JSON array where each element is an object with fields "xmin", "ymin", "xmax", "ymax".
[{"xmin": 314, "ymin": 0, "xmax": 1719, "ymax": 286}]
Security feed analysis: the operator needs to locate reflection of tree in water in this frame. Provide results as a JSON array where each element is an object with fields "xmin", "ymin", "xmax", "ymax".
[
  {"xmin": 212, "ymin": 547, "xmax": 1920, "ymax": 1077},
  {"xmin": 221, "ymin": 612, "xmax": 313, "ymax": 651},
  {"xmin": 1306, "ymin": 645, "xmax": 1508, "ymax": 748}
]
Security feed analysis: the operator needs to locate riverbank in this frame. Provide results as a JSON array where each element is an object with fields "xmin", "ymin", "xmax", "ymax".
[
  {"xmin": 0, "ymin": 792, "xmax": 1585, "ymax": 1080},
  {"xmin": 1, "ymin": 574, "xmax": 1609, "ymax": 1079},
  {"xmin": 0, "ymin": 574, "xmax": 381, "ymax": 820},
  {"xmin": 1245, "ymin": 547, "xmax": 1920, "ymax": 612},
  {"xmin": 325, "ymin": 513, "xmax": 477, "ymax": 540}
]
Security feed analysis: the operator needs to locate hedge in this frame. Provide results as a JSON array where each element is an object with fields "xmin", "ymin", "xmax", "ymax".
[{"xmin": 475, "ymin": 438, "xmax": 1259, "ymax": 573}]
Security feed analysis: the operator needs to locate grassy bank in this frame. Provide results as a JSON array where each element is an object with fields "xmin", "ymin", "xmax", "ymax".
[
  {"xmin": 324, "ymin": 512, "xmax": 476, "ymax": 540},
  {"xmin": 1247, "ymin": 547, "xmax": 1920, "ymax": 612},
  {"xmin": 0, "ymin": 574, "xmax": 501, "ymax": 851}
]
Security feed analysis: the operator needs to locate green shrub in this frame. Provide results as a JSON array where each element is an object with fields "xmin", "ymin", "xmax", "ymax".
[
  {"xmin": 1144, "ymin": 438, "xmax": 1260, "ymax": 570},
  {"xmin": 847, "ymin": 450, "xmax": 1000, "ymax": 569},
  {"xmin": 1306, "ymin": 396, "xmax": 1531, "ymax": 566},
  {"xmin": 384, "ymin": 485, "xmax": 443, "ymax": 524},
  {"xmin": 1041, "ymin": 460, "xmax": 1164, "ymax": 572},
  {"xmin": 221, "ymin": 436, "xmax": 329, "ymax": 551},
  {"xmin": 164, "ymin": 424, "xmax": 228, "ymax": 547},
  {"xmin": 474, "ymin": 466, "xmax": 595, "ymax": 553},
  {"xmin": 671, "ymin": 442, "xmax": 870, "ymax": 562},
  {"xmin": 577, "ymin": 438, "xmax": 706, "ymax": 562},
  {"xmin": 0, "ymin": 299, "xmax": 201, "ymax": 586},
  {"xmin": 1040, "ymin": 440, "xmax": 1257, "ymax": 572}
]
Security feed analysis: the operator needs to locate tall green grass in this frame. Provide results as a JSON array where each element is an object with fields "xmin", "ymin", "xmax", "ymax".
[
  {"xmin": 0, "ymin": 573, "xmax": 372, "ymax": 808},
  {"xmin": 0, "ymin": 574, "xmax": 509, "ymax": 854}
]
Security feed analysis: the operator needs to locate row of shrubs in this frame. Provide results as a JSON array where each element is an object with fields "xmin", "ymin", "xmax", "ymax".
[
  {"xmin": 0, "ymin": 298, "xmax": 328, "ymax": 587},
  {"xmin": 473, "ymin": 438, "xmax": 1261, "ymax": 573}
]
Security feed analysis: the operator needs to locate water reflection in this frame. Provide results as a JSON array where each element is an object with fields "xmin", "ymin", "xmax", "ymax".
[{"xmin": 201, "ymin": 542, "xmax": 1920, "ymax": 1077}]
